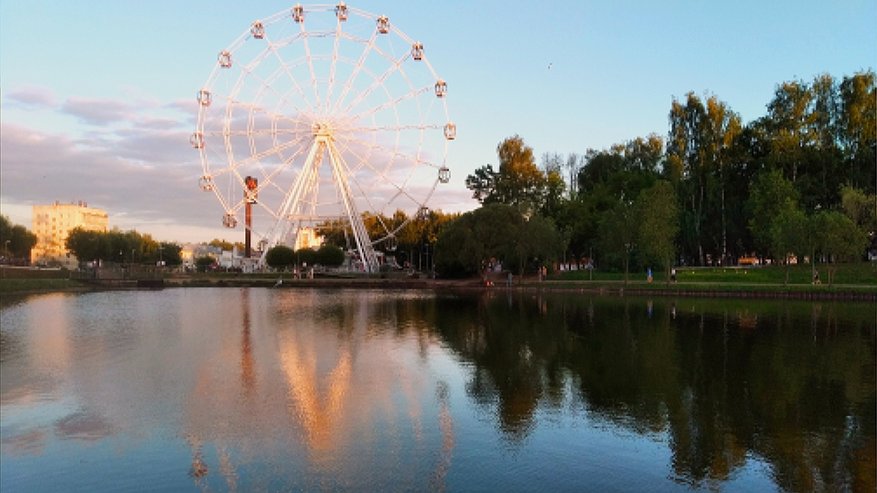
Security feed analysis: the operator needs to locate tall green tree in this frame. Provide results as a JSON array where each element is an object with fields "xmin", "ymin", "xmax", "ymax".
[
  {"xmin": 840, "ymin": 186, "xmax": 877, "ymax": 233},
  {"xmin": 466, "ymin": 136, "xmax": 547, "ymax": 214},
  {"xmin": 769, "ymin": 204, "xmax": 807, "ymax": 285},
  {"xmin": 597, "ymin": 198, "xmax": 638, "ymax": 284},
  {"xmin": 812, "ymin": 211, "xmax": 867, "ymax": 286},
  {"xmin": 636, "ymin": 181, "xmax": 679, "ymax": 286},
  {"xmin": 838, "ymin": 71, "xmax": 876, "ymax": 193},
  {"xmin": 747, "ymin": 169, "xmax": 799, "ymax": 259},
  {"xmin": 667, "ymin": 93, "xmax": 740, "ymax": 264}
]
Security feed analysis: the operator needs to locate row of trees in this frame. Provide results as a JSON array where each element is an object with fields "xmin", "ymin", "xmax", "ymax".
[
  {"xmin": 453, "ymin": 70, "xmax": 875, "ymax": 276},
  {"xmin": 264, "ymin": 244, "xmax": 345, "ymax": 270},
  {"xmin": 316, "ymin": 208, "xmax": 459, "ymax": 270},
  {"xmin": 65, "ymin": 228, "xmax": 183, "ymax": 266}
]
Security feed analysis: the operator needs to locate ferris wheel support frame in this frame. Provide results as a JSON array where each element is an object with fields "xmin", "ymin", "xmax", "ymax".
[{"xmin": 258, "ymin": 124, "xmax": 379, "ymax": 273}]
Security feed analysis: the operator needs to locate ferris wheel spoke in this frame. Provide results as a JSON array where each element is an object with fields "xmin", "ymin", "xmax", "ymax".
[
  {"xmin": 297, "ymin": 21, "xmax": 322, "ymax": 113},
  {"xmin": 223, "ymin": 98, "xmax": 313, "ymax": 130},
  {"xmin": 204, "ymin": 127, "xmax": 304, "ymax": 139},
  {"xmin": 346, "ymin": 123, "xmax": 443, "ymax": 134},
  {"xmin": 336, "ymin": 132, "xmax": 442, "ymax": 171},
  {"xmin": 331, "ymin": 29, "xmax": 380, "ymax": 115},
  {"xmin": 323, "ymin": 18, "xmax": 344, "ymax": 112},
  {"xmin": 334, "ymin": 135, "xmax": 437, "ymax": 207},
  {"xmin": 346, "ymin": 85, "xmax": 432, "ymax": 122},
  {"xmin": 263, "ymin": 32, "xmax": 318, "ymax": 114},
  {"xmin": 340, "ymin": 51, "xmax": 413, "ymax": 115}
]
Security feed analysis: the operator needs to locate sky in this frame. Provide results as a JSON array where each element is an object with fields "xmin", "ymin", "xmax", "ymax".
[{"xmin": 1, "ymin": 0, "xmax": 875, "ymax": 244}]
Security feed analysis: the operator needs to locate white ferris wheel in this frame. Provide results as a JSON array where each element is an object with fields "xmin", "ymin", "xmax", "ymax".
[{"xmin": 191, "ymin": 2, "xmax": 454, "ymax": 272}]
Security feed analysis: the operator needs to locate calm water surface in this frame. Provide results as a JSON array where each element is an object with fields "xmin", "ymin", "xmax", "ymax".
[{"xmin": 1, "ymin": 288, "xmax": 874, "ymax": 492}]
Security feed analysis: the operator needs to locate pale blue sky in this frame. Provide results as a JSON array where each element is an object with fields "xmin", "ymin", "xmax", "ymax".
[{"xmin": 1, "ymin": 1, "xmax": 875, "ymax": 242}]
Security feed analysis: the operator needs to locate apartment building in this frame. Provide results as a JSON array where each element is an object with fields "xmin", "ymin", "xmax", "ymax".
[{"xmin": 31, "ymin": 201, "xmax": 108, "ymax": 267}]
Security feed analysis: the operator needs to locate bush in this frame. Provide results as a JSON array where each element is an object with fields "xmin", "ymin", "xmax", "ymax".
[
  {"xmin": 194, "ymin": 256, "xmax": 215, "ymax": 272},
  {"xmin": 265, "ymin": 246, "xmax": 295, "ymax": 269},
  {"xmin": 316, "ymin": 245, "xmax": 345, "ymax": 267}
]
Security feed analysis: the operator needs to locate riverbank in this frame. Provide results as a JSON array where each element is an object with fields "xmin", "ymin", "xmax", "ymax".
[{"xmin": 1, "ymin": 274, "xmax": 874, "ymax": 301}]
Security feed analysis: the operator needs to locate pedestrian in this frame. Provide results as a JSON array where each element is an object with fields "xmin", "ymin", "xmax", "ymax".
[
  {"xmin": 647, "ymin": 267, "xmax": 653, "ymax": 283},
  {"xmin": 671, "ymin": 267, "xmax": 676, "ymax": 283}
]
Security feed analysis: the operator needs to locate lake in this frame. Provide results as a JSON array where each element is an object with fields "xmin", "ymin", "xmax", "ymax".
[{"xmin": 1, "ymin": 288, "xmax": 874, "ymax": 492}]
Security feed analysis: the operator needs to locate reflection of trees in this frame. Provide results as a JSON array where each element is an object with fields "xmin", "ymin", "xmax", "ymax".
[{"xmin": 433, "ymin": 293, "xmax": 876, "ymax": 491}]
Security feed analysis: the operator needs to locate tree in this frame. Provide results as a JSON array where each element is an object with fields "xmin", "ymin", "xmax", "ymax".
[
  {"xmin": 838, "ymin": 71, "xmax": 876, "ymax": 193},
  {"xmin": 464, "ymin": 164, "xmax": 499, "ymax": 204},
  {"xmin": 513, "ymin": 214, "xmax": 563, "ymax": 275},
  {"xmin": 294, "ymin": 247, "xmax": 317, "ymax": 267},
  {"xmin": 0, "ymin": 215, "xmax": 37, "ymax": 262},
  {"xmin": 636, "ymin": 181, "xmax": 679, "ymax": 286},
  {"xmin": 315, "ymin": 245, "xmax": 345, "ymax": 267},
  {"xmin": 209, "ymin": 238, "xmax": 242, "ymax": 251},
  {"xmin": 466, "ymin": 136, "xmax": 547, "ymax": 213},
  {"xmin": 769, "ymin": 204, "xmax": 807, "ymax": 285},
  {"xmin": 813, "ymin": 211, "xmax": 867, "ymax": 286},
  {"xmin": 840, "ymin": 186, "xmax": 877, "ymax": 233},
  {"xmin": 624, "ymin": 134, "xmax": 664, "ymax": 173},
  {"xmin": 667, "ymin": 92, "xmax": 741, "ymax": 265},
  {"xmin": 265, "ymin": 246, "xmax": 295, "ymax": 270},
  {"xmin": 597, "ymin": 198, "xmax": 638, "ymax": 284},
  {"xmin": 157, "ymin": 242, "xmax": 182, "ymax": 266},
  {"xmin": 434, "ymin": 204, "xmax": 560, "ymax": 278},
  {"xmin": 747, "ymin": 169, "xmax": 799, "ymax": 259},
  {"xmin": 541, "ymin": 168, "xmax": 566, "ymax": 219},
  {"xmin": 66, "ymin": 228, "xmax": 105, "ymax": 263},
  {"xmin": 194, "ymin": 256, "xmax": 215, "ymax": 272}
]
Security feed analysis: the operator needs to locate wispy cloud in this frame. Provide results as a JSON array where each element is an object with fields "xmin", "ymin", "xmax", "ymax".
[
  {"xmin": 60, "ymin": 97, "xmax": 135, "ymax": 125},
  {"xmin": 0, "ymin": 121, "xmax": 217, "ymax": 239},
  {"xmin": 4, "ymin": 85, "xmax": 57, "ymax": 108}
]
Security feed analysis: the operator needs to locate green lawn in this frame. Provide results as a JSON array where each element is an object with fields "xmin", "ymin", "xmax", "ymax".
[
  {"xmin": 0, "ymin": 278, "xmax": 86, "ymax": 295},
  {"xmin": 554, "ymin": 262, "xmax": 877, "ymax": 286}
]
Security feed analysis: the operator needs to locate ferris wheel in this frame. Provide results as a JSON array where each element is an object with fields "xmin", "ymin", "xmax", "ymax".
[{"xmin": 191, "ymin": 2, "xmax": 454, "ymax": 272}]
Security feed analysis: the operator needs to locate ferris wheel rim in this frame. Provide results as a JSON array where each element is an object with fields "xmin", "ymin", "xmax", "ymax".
[{"xmin": 192, "ymin": 3, "xmax": 454, "ymax": 266}]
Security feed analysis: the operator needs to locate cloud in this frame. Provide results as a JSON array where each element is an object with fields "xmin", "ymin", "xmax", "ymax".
[
  {"xmin": 4, "ymin": 85, "xmax": 57, "ymax": 108},
  {"xmin": 0, "ymin": 122, "xmax": 218, "ymax": 241},
  {"xmin": 60, "ymin": 97, "xmax": 135, "ymax": 125}
]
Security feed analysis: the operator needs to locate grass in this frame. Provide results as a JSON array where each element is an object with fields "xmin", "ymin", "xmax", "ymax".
[
  {"xmin": 1, "ymin": 263, "xmax": 874, "ymax": 298},
  {"xmin": 555, "ymin": 263, "xmax": 877, "ymax": 287},
  {"xmin": 0, "ymin": 278, "xmax": 87, "ymax": 295}
]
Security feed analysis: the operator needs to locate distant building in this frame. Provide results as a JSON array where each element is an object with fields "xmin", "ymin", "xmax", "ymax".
[
  {"xmin": 31, "ymin": 201, "xmax": 108, "ymax": 268},
  {"xmin": 294, "ymin": 227, "xmax": 323, "ymax": 250}
]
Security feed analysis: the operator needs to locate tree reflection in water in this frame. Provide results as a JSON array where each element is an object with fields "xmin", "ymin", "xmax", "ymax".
[{"xmin": 432, "ymin": 292, "xmax": 876, "ymax": 491}]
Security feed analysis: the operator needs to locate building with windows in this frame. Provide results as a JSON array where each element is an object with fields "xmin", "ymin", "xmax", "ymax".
[{"xmin": 31, "ymin": 201, "xmax": 108, "ymax": 267}]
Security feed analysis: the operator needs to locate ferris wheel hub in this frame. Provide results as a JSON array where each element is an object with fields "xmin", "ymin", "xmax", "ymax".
[{"xmin": 312, "ymin": 122, "xmax": 333, "ymax": 137}]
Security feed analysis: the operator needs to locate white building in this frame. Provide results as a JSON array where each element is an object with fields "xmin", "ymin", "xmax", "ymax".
[{"xmin": 31, "ymin": 201, "xmax": 108, "ymax": 268}]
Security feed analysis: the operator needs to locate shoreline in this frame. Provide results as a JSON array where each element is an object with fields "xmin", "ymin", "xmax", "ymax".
[{"xmin": 2, "ymin": 276, "xmax": 875, "ymax": 301}]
